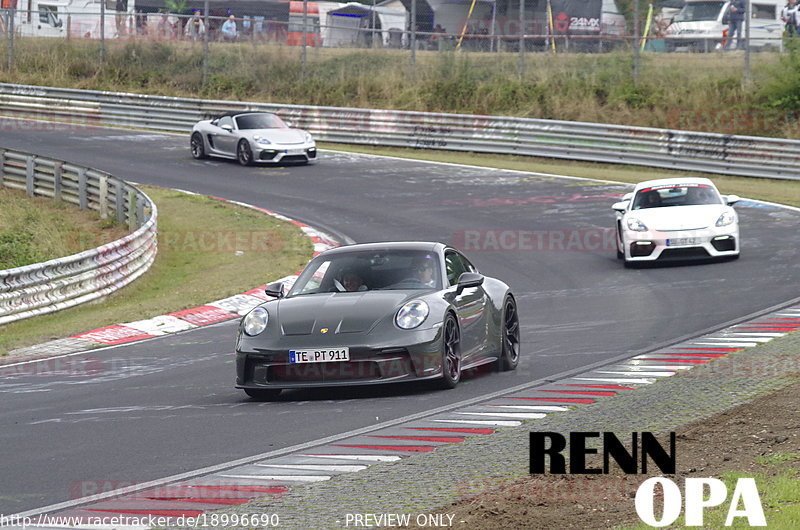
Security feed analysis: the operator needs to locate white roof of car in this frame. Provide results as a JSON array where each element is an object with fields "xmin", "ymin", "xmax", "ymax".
[{"xmin": 633, "ymin": 177, "xmax": 715, "ymax": 191}]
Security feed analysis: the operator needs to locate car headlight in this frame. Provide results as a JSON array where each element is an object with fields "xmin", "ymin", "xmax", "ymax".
[
  {"xmin": 626, "ymin": 217, "xmax": 648, "ymax": 232},
  {"xmin": 395, "ymin": 300, "xmax": 429, "ymax": 330},
  {"xmin": 243, "ymin": 307, "xmax": 269, "ymax": 336},
  {"xmin": 303, "ymin": 132, "xmax": 314, "ymax": 143},
  {"xmin": 253, "ymin": 136, "xmax": 271, "ymax": 146},
  {"xmin": 716, "ymin": 211, "xmax": 736, "ymax": 227}
]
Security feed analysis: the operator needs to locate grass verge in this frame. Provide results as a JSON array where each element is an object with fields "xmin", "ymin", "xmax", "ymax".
[
  {"xmin": 0, "ymin": 186, "xmax": 313, "ymax": 355},
  {"xmin": 0, "ymin": 186, "xmax": 127, "ymax": 269}
]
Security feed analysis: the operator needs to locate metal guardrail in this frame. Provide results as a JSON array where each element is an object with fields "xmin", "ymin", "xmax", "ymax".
[
  {"xmin": 0, "ymin": 148, "xmax": 157, "ymax": 325},
  {"xmin": 1, "ymin": 83, "xmax": 798, "ymax": 181}
]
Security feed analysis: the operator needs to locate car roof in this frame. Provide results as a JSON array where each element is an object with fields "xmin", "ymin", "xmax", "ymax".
[
  {"xmin": 212, "ymin": 111, "xmax": 276, "ymax": 121},
  {"xmin": 633, "ymin": 177, "xmax": 715, "ymax": 191},
  {"xmin": 319, "ymin": 241, "xmax": 445, "ymax": 257}
]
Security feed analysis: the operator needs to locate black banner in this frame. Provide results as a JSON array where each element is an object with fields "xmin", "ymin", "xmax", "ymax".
[{"xmin": 550, "ymin": 0, "xmax": 603, "ymax": 35}]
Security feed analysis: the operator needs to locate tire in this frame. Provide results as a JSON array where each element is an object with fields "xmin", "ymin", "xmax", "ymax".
[
  {"xmin": 496, "ymin": 296, "xmax": 520, "ymax": 372},
  {"xmin": 190, "ymin": 132, "xmax": 207, "ymax": 159},
  {"xmin": 244, "ymin": 388, "xmax": 281, "ymax": 400},
  {"xmin": 237, "ymin": 139, "xmax": 254, "ymax": 166},
  {"xmin": 437, "ymin": 314, "xmax": 461, "ymax": 389}
]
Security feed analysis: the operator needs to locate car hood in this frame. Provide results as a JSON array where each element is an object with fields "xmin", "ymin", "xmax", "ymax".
[
  {"xmin": 245, "ymin": 128, "xmax": 308, "ymax": 144},
  {"xmin": 628, "ymin": 205, "xmax": 731, "ymax": 231},
  {"xmin": 275, "ymin": 291, "xmax": 423, "ymax": 336}
]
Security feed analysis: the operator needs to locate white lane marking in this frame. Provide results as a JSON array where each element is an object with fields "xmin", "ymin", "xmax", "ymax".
[
  {"xmin": 299, "ymin": 454, "xmax": 401, "ymax": 462},
  {"xmin": 433, "ymin": 419, "xmax": 521, "ymax": 427},
  {"xmin": 621, "ymin": 364, "xmax": 694, "ymax": 370},
  {"xmin": 572, "ymin": 377, "xmax": 656, "ymax": 384},
  {"xmin": 254, "ymin": 464, "xmax": 366, "ymax": 472},
  {"xmin": 691, "ymin": 341, "xmax": 759, "ymax": 347},
  {"xmin": 455, "ymin": 412, "xmax": 547, "ymax": 420},
  {"xmin": 727, "ymin": 333, "xmax": 785, "ymax": 337},
  {"xmin": 595, "ymin": 371, "xmax": 675, "ymax": 377},
  {"xmin": 219, "ymin": 474, "xmax": 331, "ymax": 482},
  {"xmin": 123, "ymin": 315, "xmax": 197, "ymax": 335},
  {"xmin": 702, "ymin": 336, "xmax": 774, "ymax": 343},
  {"xmin": 487, "ymin": 405, "xmax": 569, "ymax": 412}
]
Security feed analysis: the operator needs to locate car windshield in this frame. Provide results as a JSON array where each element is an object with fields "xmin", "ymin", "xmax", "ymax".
[
  {"xmin": 288, "ymin": 250, "xmax": 442, "ymax": 296},
  {"xmin": 673, "ymin": 1, "xmax": 725, "ymax": 22},
  {"xmin": 235, "ymin": 113, "xmax": 288, "ymax": 130},
  {"xmin": 632, "ymin": 184, "xmax": 722, "ymax": 209}
]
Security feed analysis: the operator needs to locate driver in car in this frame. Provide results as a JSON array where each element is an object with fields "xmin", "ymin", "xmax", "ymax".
[
  {"xmin": 412, "ymin": 256, "xmax": 437, "ymax": 288},
  {"xmin": 340, "ymin": 272, "xmax": 367, "ymax": 292}
]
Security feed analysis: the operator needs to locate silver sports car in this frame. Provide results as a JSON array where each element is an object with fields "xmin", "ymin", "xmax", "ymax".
[
  {"xmin": 190, "ymin": 111, "xmax": 317, "ymax": 165},
  {"xmin": 236, "ymin": 242, "xmax": 520, "ymax": 400}
]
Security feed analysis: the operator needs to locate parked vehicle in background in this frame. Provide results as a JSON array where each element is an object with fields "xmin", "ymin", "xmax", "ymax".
[
  {"xmin": 664, "ymin": 0, "xmax": 783, "ymax": 51},
  {"xmin": 11, "ymin": 0, "xmax": 135, "ymax": 38}
]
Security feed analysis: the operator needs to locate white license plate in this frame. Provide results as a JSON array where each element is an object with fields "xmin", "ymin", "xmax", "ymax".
[
  {"xmin": 667, "ymin": 237, "xmax": 699, "ymax": 247},
  {"xmin": 285, "ymin": 148, "xmax": 305, "ymax": 155},
  {"xmin": 289, "ymin": 348, "xmax": 350, "ymax": 364}
]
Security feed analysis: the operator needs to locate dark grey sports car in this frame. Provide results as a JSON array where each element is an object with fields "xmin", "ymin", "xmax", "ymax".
[
  {"xmin": 236, "ymin": 242, "xmax": 520, "ymax": 399},
  {"xmin": 190, "ymin": 111, "xmax": 316, "ymax": 166}
]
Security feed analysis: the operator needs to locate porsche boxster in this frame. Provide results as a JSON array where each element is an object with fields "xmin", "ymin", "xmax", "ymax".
[
  {"xmin": 235, "ymin": 242, "xmax": 520, "ymax": 399},
  {"xmin": 613, "ymin": 177, "xmax": 740, "ymax": 265},
  {"xmin": 190, "ymin": 111, "xmax": 316, "ymax": 165}
]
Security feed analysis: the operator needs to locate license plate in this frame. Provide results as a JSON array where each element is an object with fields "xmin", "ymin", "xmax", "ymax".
[
  {"xmin": 289, "ymin": 348, "xmax": 350, "ymax": 364},
  {"xmin": 285, "ymin": 148, "xmax": 304, "ymax": 155},
  {"xmin": 667, "ymin": 237, "xmax": 699, "ymax": 247}
]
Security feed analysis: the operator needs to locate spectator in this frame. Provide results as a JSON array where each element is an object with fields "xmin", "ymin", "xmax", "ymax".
[
  {"xmin": 782, "ymin": 0, "xmax": 798, "ymax": 38},
  {"xmin": 221, "ymin": 14, "xmax": 237, "ymax": 42},
  {"xmin": 115, "ymin": 0, "xmax": 128, "ymax": 37},
  {"xmin": 184, "ymin": 11, "xmax": 206, "ymax": 41},
  {"xmin": 156, "ymin": 13, "xmax": 173, "ymax": 41},
  {"xmin": 728, "ymin": 0, "xmax": 746, "ymax": 49}
]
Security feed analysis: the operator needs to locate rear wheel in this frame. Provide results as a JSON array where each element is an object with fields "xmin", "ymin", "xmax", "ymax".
[
  {"xmin": 438, "ymin": 314, "xmax": 461, "ymax": 389},
  {"xmin": 244, "ymin": 388, "xmax": 281, "ymax": 400},
  {"xmin": 190, "ymin": 132, "xmax": 207, "ymax": 159},
  {"xmin": 237, "ymin": 139, "xmax": 253, "ymax": 166},
  {"xmin": 497, "ymin": 296, "xmax": 520, "ymax": 371}
]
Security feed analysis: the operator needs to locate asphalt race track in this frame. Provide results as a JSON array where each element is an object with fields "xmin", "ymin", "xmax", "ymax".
[{"xmin": 2, "ymin": 122, "xmax": 800, "ymax": 515}]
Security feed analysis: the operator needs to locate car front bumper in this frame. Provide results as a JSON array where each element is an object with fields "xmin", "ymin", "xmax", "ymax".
[
  {"xmin": 622, "ymin": 225, "xmax": 739, "ymax": 262},
  {"xmin": 253, "ymin": 142, "xmax": 317, "ymax": 163},
  {"xmin": 236, "ymin": 325, "xmax": 445, "ymax": 390}
]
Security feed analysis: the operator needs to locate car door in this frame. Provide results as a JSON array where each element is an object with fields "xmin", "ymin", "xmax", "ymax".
[
  {"xmin": 209, "ymin": 115, "xmax": 238, "ymax": 156},
  {"xmin": 444, "ymin": 250, "xmax": 489, "ymax": 366}
]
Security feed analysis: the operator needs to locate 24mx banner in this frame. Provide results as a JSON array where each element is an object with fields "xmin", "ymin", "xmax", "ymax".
[{"xmin": 550, "ymin": 0, "xmax": 602, "ymax": 35}]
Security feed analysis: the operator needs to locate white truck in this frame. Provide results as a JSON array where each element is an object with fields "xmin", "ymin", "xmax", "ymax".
[
  {"xmin": 664, "ymin": 0, "xmax": 784, "ymax": 51},
  {"xmin": 11, "ymin": 0, "xmax": 134, "ymax": 38}
]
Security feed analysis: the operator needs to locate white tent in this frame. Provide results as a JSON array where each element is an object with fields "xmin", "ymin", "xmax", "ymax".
[{"xmin": 324, "ymin": 2, "xmax": 407, "ymax": 47}]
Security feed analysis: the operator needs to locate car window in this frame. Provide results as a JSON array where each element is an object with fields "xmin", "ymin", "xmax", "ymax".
[
  {"xmin": 218, "ymin": 116, "xmax": 234, "ymax": 129},
  {"xmin": 445, "ymin": 251, "xmax": 469, "ymax": 286},
  {"xmin": 459, "ymin": 252, "xmax": 478, "ymax": 273},
  {"xmin": 236, "ymin": 113, "xmax": 288, "ymax": 130},
  {"xmin": 632, "ymin": 184, "xmax": 721, "ymax": 210}
]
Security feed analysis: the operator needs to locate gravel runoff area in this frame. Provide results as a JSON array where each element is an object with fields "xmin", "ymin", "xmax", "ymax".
[{"xmin": 188, "ymin": 324, "xmax": 800, "ymax": 529}]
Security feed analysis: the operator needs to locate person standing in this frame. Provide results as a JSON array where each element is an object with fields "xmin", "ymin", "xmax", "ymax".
[
  {"xmin": 221, "ymin": 14, "xmax": 238, "ymax": 42},
  {"xmin": 782, "ymin": 0, "xmax": 798, "ymax": 38},
  {"xmin": 728, "ymin": 0, "xmax": 746, "ymax": 49}
]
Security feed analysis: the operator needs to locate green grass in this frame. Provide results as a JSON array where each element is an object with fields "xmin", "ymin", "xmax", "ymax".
[
  {"xmin": 2, "ymin": 38, "xmax": 800, "ymax": 138},
  {"xmin": 0, "ymin": 186, "xmax": 127, "ymax": 269},
  {"xmin": 0, "ymin": 186, "xmax": 312, "ymax": 355}
]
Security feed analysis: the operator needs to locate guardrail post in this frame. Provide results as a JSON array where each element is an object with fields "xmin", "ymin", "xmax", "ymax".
[
  {"xmin": 0, "ymin": 150, "xmax": 5, "ymax": 186},
  {"xmin": 26, "ymin": 157, "xmax": 35, "ymax": 197},
  {"xmin": 78, "ymin": 168, "xmax": 88, "ymax": 210},
  {"xmin": 115, "ymin": 180, "xmax": 125, "ymax": 224},
  {"xmin": 98, "ymin": 176, "xmax": 108, "ymax": 219},
  {"xmin": 53, "ymin": 162, "xmax": 63, "ymax": 202},
  {"xmin": 127, "ymin": 190, "xmax": 136, "ymax": 231},
  {"xmin": 137, "ymin": 192, "xmax": 145, "ymax": 226}
]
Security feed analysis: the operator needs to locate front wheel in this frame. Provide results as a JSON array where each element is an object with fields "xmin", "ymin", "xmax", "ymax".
[
  {"xmin": 496, "ymin": 296, "xmax": 520, "ymax": 371},
  {"xmin": 437, "ymin": 314, "xmax": 461, "ymax": 389},
  {"xmin": 237, "ymin": 139, "xmax": 254, "ymax": 166},
  {"xmin": 190, "ymin": 132, "xmax": 207, "ymax": 159},
  {"xmin": 244, "ymin": 388, "xmax": 281, "ymax": 400}
]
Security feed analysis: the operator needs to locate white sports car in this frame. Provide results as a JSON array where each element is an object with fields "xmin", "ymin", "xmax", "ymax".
[
  {"xmin": 613, "ymin": 178, "xmax": 740, "ymax": 265},
  {"xmin": 190, "ymin": 111, "xmax": 316, "ymax": 166}
]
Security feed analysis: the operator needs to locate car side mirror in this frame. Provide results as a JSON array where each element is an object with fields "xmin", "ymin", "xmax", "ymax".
[
  {"xmin": 265, "ymin": 281, "xmax": 285, "ymax": 299},
  {"xmin": 724, "ymin": 194, "xmax": 741, "ymax": 206},
  {"xmin": 456, "ymin": 272, "xmax": 484, "ymax": 294},
  {"xmin": 221, "ymin": 124, "xmax": 233, "ymax": 132},
  {"xmin": 612, "ymin": 201, "xmax": 629, "ymax": 213}
]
